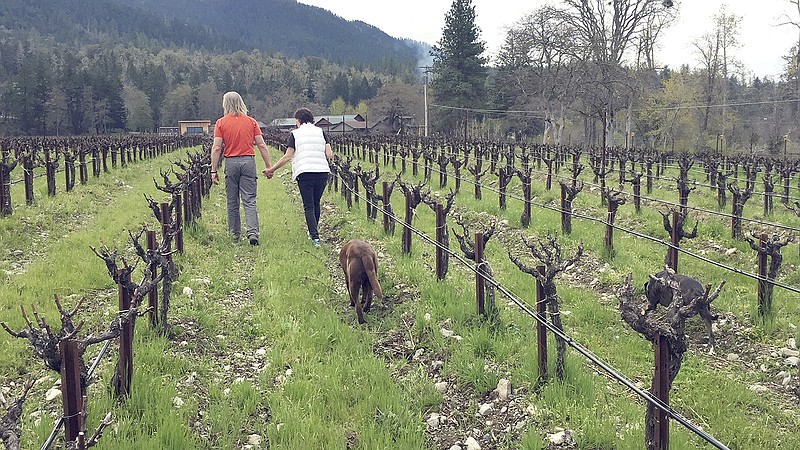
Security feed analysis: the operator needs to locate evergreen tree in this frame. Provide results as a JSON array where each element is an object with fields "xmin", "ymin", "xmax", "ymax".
[
  {"xmin": 325, "ymin": 72, "xmax": 350, "ymax": 106},
  {"xmin": 7, "ymin": 52, "xmax": 51, "ymax": 135},
  {"xmin": 142, "ymin": 63, "xmax": 168, "ymax": 126},
  {"xmin": 351, "ymin": 75, "xmax": 373, "ymax": 105},
  {"xmin": 60, "ymin": 51, "xmax": 87, "ymax": 134},
  {"xmin": 91, "ymin": 53, "xmax": 126, "ymax": 131},
  {"xmin": 430, "ymin": 0, "xmax": 487, "ymax": 136}
]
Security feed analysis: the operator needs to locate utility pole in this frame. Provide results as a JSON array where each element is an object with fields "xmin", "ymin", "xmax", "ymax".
[{"xmin": 420, "ymin": 66, "xmax": 431, "ymax": 137}]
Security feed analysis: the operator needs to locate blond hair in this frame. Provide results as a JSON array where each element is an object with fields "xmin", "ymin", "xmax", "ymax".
[{"xmin": 222, "ymin": 91, "xmax": 248, "ymax": 116}]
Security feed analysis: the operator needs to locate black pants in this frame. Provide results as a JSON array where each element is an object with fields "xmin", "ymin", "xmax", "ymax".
[{"xmin": 297, "ymin": 172, "xmax": 329, "ymax": 240}]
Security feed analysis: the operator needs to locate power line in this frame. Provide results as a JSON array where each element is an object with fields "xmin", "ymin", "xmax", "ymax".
[
  {"xmin": 339, "ymin": 147, "xmax": 800, "ymax": 295},
  {"xmin": 431, "ymin": 97, "xmax": 800, "ymax": 116},
  {"xmin": 423, "ymin": 161, "xmax": 800, "ymax": 295},
  {"xmin": 334, "ymin": 170, "xmax": 730, "ymax": 450},
  {"xmin": 520, "ymin": 164, "xmax": 800, "ymax": 234}
]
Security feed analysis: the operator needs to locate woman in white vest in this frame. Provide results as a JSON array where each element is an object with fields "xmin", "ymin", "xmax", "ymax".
[{"xmin": 264, "ymin": 108, "xmax": 332, "ymax": 247}]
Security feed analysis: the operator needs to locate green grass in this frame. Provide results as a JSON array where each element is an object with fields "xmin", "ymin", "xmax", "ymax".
[
  {"xmin": 1, "ymin": 144, "xmax": 799, "ymax": 449},
  {"xmin": 1, "ymin": 146, "xmax": 430, "ymax": 449},
  {"xmin": 325, "ymin": 147, "xmax": 800, "ymax": 449}
]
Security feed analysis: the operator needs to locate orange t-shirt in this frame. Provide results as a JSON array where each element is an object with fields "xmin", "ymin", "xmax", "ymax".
[{"xmin": 213, "ymin": 114, "xmax": 261, "ymax": 157}]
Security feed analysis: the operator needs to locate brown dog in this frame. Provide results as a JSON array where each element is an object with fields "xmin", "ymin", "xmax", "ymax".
[{"xmin": 339, "ymin": 239, "xmax": 383, "ymax": 324}]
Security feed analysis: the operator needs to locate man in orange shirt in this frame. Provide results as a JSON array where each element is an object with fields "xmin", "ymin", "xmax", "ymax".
[{"xmin": 210, "ymin": 91, "xmax": 272, "ymax": 245}]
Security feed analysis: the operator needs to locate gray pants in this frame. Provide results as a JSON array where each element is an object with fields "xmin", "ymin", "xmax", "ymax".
[{"xmin": 224, "ymin": 155, "xmax": 259, "ymax": 239}]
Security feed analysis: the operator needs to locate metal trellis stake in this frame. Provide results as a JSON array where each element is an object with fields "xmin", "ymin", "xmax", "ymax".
[{"xmin": 59, "ymin": 339, "xmax": 82, "ymax": 443}]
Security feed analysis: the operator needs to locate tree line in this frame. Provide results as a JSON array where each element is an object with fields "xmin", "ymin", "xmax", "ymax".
[
  {"xmin": 3, "ymin": 0, "xmax": 798, "ymax": 156},
  {"xmin": 0, "ymin": 33, "xmax": 419, "ymax": 137},
  {"xmin": 430, "ymin": 0, "xmax": 799, "ymax": 154}
]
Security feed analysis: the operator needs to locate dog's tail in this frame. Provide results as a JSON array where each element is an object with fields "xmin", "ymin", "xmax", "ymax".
[{"xmin": 361, "ymin": 254, "xmax": 383, "ymax": 298}]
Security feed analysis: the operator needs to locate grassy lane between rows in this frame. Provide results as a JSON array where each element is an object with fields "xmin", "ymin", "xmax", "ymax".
[
  {"xmin": 0, "ymin": 147, "xmax": 213, "ymax": 448},
  {"xmin": 323, "ymin": 149, "xmax": 800, "ymax": 449},
  {"xmin": 3, "ymin": 142, "xmax": 799, "ymax": 449},
  {"xmin": 1, "ymin": 147, "xmax": 202, "ymax": 372},
  {"xmin": 2, "ymin": 147, "xmax": 431, "ymax": 449}
]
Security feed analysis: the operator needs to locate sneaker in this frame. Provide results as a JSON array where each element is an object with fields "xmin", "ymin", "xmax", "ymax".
[
  {"xmin": 312, "ymin": 239, "xmax": 321, "ymax": 248},
  {"xmin": 249, "ymin": 238, "xmax": 259, "ymax": 246}
]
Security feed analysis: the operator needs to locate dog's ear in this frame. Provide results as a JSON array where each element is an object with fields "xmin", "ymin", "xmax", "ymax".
[{"xmin": 643, "ymin": 281, "xmax": 649, "ymax": 291}]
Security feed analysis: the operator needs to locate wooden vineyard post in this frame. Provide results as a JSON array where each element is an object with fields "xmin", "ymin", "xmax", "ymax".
[
  {"xmin": 78, "ymin": 148, "xmax": 88, "ymax": 185},
  {"xmin": 498, "ymin": 167, "xmax": 509, "ymax": 210},
  {"xmin": 0, "ymin": 152, "xmax": 12, "ymax": 216},
  {"xmin": 160, "ymin": 201, "xmax": 174, "ymax": 275},
  {"xmin": 561, "ymin": 185, "xmax": 568, "ymax": 234},
  {"xmin": 23, "ymin": 154, "xmax": 34, "ymax": 205},
  {"xmin": 653, "ymin": 334, "xmax": 670, "ymax": 450},
  {"xmin": 77, "ymin": 395, "xmax": 88, "ymax": 450},
  {"xmin": 474, "ymin": 232, "xmax": 485, "ymax": 316},
  {"xmin": 536, "ymin": 265, "xmax": 547, "ymax": 382},
  {"xmin": 175, "ymin": 192, "xmax": 184, "ymax": 253},
  {"xmin": 111, "ymin": 146, "xmax": 118, "ymax": 168},
  {"xmin": 353, "ymin": 172, "xmax": 359, "ymax": 205},
  {"xmin": 401, "ymin": 190, "xmax": 412, "ymax": 254},
  {"xmin": 603, "ymin": 190, "xmax": 626, "ymax": 256},
  {"xmin": 189, "ymin": 180, "xmax": 197, "ymax": 223},
  {"xmin": 45, "ymin": 149, "xmax": 56, "ymax": 197},
  {"xmin": 332, "ymin": 168, "xmax": 339, "ymax": 193},
  {"xmin": 435, "ymin": 202, "xmax": 445, "ymax": 280},
  {"xmin": 605, "ymin": 199, "xmax": 614, "ymax": 254},
  {"xmin": 757, "ymin": 233, "xmax": 768, "ymax": 317},
  {"xmin": 669, "ymin": 211, "xmax": 679, "ymax": 272},
  {"xmin": 382, "ymin": 181, "xmax": 391, "ymax": 234},
  {"xmin": 92, "ymin": 147, "xmax": 101, "ymax": 177},
  {"xmin": 102, "ymin": 146, "xmax": 109, "ymax": 173},
  {"xmin": 521, "ymin": 170, "xmax": 532, "ymax": 227},
  {"xmin": 160, "ymin": 202, "xmax": 172, "ymax": 253},
  {"xmin": 117, "ymin": 269, "xmax": 133, "ymax": 397},
  {"xmin": 183, "ymin": 185, "xmax": 192, "ymax": 226},
  {"xmin": 65, "ymin": 153, "xmax": 75, "ymax": 192},
  {"xmin": 59, "ymin": 338, "xmax": 82, "ymax": 443},
  {"xmin": 147, "ymin": 230, "xmax": 159, "ymax": 327},
  {"xmin": 194, "ymin": 176, "xmax": 203, "ymax": 211}
]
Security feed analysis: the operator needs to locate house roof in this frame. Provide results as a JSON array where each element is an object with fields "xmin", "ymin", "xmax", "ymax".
[
  {"xmin": 268, "ymin": 118, "xmax": 296, "ymax": 127},
  {"xmin": 316, "ymin": 114, "xmax": 365, "ymax": 123},
  {"xmin": 267, "ymin": 114, "xmax": 374, "ymax": 131}
]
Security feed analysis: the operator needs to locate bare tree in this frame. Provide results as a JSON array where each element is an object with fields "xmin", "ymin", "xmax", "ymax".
[
  {"xmin": 559, "ymin": 0, "xmax": 676, "ymax": 146},
  {"xmin": 496, "ymin": 7, "xmax": 578, "ymax": 144},
  {"xmin": 777, "ymin": 0, "xmax": 800, "ymax": 120},
  {"xmin": 693, "ymin": 6, "xmax": 742, "ymax": 140}
]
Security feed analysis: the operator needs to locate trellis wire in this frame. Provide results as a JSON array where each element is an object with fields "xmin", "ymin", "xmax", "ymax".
[{"xmin": 336, "ymin": 171, "xmax": 730, "ymax": 450}]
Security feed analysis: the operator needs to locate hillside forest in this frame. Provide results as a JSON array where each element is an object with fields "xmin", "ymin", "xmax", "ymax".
[{"xmin": 0, "ymin": 0, "xmax": 798, "ymax": 155}]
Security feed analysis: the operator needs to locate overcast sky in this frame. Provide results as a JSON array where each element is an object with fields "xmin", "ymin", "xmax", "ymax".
[{"xmin": 297, "ymin": 0, "xmax": 799, "ymax": 79}]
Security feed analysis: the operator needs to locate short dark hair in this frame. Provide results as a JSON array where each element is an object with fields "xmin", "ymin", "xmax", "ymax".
[{"xmin": 294, "ymin": 108, "xmax": 314, "ymax": 124}]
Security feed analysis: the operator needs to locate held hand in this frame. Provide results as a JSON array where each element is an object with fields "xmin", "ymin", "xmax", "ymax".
[{"xmin": 211, "ymin": 172, "xmax": 219, "ymax": 184}]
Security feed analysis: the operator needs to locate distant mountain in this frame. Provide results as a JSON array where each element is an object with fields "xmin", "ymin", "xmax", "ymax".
[
  {"xmin": 116, "ymin": 0, "xmax": 423, "ymax": 65},
  {"xmin": 0, "ymin": 0, "xmax": 246, "ymax": 51},
  {"xmin": 0, "ymin": 0, "xmax": 425, "ymax": 70}
]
